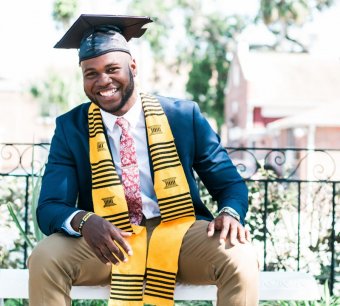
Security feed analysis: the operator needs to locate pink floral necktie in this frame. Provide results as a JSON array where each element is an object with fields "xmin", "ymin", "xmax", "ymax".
[{"xmin": 115, "ymin": 117, "xmax": 143, "ymax": 225}]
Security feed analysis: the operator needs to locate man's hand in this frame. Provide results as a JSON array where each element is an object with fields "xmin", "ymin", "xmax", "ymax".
[
  {"xmin": 71, "ymin": 212, "xmax": 133, "ymax": 265},
  {"xmin": 207, "ymin": 213, "xmax": 251, "ymax": 245}
]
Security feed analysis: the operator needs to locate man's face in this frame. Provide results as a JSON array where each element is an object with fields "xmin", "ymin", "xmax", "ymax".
[{"xmin": 81, "ymin": 51, "xmax": 137, "ymax": 116}]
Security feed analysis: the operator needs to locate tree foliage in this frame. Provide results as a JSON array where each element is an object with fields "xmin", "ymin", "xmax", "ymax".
[
  {"xmin": 30, "ymin": 0, "xmax": 82, "ymax": 118},
  {"xmin": 128, "ymin": 0, "xmax": 337, "ymax": 129},
  {"xmin": 52, "ymin": 0, "xmax": 78, "ymax": 29},
  {"xmin": 126, "ymin": 0, "xmax": 176, "ymax": 85},
  {"xmin": 30, "ymin": 69, "xmax": 85, "ymax": 117},
  {"xmin": 258, "ymin": 0, "xmax": 335, "ymax": 51},
  {"xmin": 43, "ymin": 0, "xmax": 337, "ymax": 127},
  {"xmin": 128, "ymin": 0, "xmax": 247, "ymax": 131},
  {"xmin": 183, "ymin": 13, "xmax": 246, "ymax": 129}
]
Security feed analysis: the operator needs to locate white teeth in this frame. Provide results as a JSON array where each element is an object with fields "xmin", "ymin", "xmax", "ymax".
[{"xmin": 99, "ymin": 88, "xmax": 118, "ymax": 97}]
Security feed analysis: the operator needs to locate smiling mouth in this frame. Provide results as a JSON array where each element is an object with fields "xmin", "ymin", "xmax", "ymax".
[{"xmin": 98, "ymin": 88, "xmax": 118, "ymax": 97}]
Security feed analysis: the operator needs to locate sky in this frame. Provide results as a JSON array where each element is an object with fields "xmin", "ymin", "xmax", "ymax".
[
  {"xmin": 0, "ymin": 0, "xmax": 128, "ymax": 83},
  {"xmin": 1, "ymin": 0, "xmax": 340, "ymax": 85},
  {"xmin": 0, "ymin": 0, "xmax": 258, "ymax": 83}
]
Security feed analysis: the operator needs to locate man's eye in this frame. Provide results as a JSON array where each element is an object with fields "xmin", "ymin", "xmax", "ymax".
[
  {"xmin": 86, "ymin": 72, "xmax": 97, "ymax": 78},
  {"xmin": 108, "ymin": 67, "xmax": 118, "ymax": 73}
]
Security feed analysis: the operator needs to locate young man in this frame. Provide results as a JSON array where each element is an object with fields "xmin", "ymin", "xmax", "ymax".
[{"xmin": 28, "ymin": 15, "xmax": 259, "ymax": 306}]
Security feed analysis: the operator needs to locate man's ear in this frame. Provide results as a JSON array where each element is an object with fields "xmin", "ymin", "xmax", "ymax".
[{"xmin": 130, "ymin": 58, "xmax": 137, "ymax": 77}]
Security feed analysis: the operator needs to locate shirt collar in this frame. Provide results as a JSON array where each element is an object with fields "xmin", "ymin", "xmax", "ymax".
[{"xmin": 100, "ymin": 94, "xmax": 142, "ymax": 132}]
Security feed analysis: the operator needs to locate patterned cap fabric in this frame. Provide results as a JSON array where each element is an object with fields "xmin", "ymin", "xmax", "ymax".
[{"xmin": 54, "ymin": 14, "xmax": 153, "ymax": 62}]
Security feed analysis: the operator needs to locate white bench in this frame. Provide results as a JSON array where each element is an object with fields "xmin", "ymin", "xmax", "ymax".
[{"xmin": 0, "ymin": 269, "xmax": 321, "ymax": 304}]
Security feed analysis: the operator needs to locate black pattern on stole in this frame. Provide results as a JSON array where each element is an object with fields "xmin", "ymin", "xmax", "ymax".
[{"xmin": 144, "ymin": 268, "xmax": 176, "ymax": 300}]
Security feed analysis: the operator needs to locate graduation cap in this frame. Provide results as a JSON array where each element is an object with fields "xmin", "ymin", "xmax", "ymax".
[{"xmin": 54, "ymin": 14, "xmax": 153, "ymax": 62}]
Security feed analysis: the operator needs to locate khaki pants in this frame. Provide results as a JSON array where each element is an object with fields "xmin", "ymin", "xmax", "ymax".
[{"xmin": 28, "ymin": 219, "xmax": 259, "ymax": 306}]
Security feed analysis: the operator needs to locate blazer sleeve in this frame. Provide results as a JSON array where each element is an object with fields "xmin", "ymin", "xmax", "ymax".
[
  {"xmin": 192, "ymin": 103, "xmax": 248, "ymax": 224},
  {"xmin": 37, "ymin": 117, "xmax": 80, "ymax": 236}
]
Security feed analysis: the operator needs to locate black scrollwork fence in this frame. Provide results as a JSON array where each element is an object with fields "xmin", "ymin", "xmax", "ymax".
[
  {"xmin": 0, "ymin": 144, "xmax": 339, "ymax": 294},
  {"xmin": 234, "ymin": 148, "xmax": 339, "ymax": 295},
  {"xmin": 196, "ymin": 147, "xmax": 339, "ymax": 295},
  {"xmin": 0, "ymin": 143, "xmax": 50, "ymax": 266}
]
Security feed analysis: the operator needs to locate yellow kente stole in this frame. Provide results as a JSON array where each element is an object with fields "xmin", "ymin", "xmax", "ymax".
[{"xmin": 88, "ymin": 92, "xmax": 196, "ymax": 306}]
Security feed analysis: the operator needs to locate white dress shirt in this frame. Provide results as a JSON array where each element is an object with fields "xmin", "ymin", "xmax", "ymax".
[{"xmin": 62, "ymin": 95, "xmax": 160, "ymax": 235}]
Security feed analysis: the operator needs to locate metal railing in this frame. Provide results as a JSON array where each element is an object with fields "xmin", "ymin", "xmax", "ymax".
[{"xmin": 0, "ymin": 144, "xmax": 339, "ymax": 294}]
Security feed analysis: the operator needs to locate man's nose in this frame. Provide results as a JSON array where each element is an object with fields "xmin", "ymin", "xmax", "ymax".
[{"xmin": 97, "ymin": 73, "xmax": 111, "ymax": 86}]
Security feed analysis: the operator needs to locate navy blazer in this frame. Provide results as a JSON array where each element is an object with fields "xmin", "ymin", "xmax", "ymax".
[{"xmin": 38, "ymin": 95, "xmax": 248, "ymax": 235}]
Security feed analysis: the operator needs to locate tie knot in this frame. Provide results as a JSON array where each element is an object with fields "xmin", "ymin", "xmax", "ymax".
[{"xmin": 115, "ymin": 117, "xmax": 129, "ymax": 131}]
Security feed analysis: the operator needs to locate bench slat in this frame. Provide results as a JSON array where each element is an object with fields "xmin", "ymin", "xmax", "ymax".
[{"xmin": 0, "ymin": 269, "xmax": 321, "ymax": 301}]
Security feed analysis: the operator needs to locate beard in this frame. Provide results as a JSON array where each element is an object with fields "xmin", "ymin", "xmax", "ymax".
[{"xmin": 85, "ymin": 66, "xmax": 135, "ymax": 114}]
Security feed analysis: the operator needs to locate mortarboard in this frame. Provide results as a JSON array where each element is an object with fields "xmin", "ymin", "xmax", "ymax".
[{"xmin": 54, "ymin": 14, "xmax": 153, "ymax": 62}]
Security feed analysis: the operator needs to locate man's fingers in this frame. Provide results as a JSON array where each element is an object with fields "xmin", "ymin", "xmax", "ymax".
[
  {"xmin": 245, "ymin": 227, "xmax": 251, "ymax": 242},
  {"xmin": 238, "ymin": 227, "xmax": 246, "ymax": 243},
  {"xmin": 113, "ymin": 231, "xmax": 133, "ymax": 256},
  {"xmin": 106, "ymin": 240, "xmax": 127, "ymax": 263},
  {"xmin": 219, "ymin": 223, "xmax": 230, "ymax": 244},
  {"xmin": 209, "ymin": 214, "xmax": 252, "ymax": 245},
  {"xmin": 80, "ymin": 216, "xmax": 133, "ymax": 263},
  {"xmin": 93, "ymin": 247, "xmax": 112, "ymax": 265},
  {"xmin": 100, "ymin": 245, "xmax": 120, "ymax": 265},
  {"xmin": 120, "ymin": 231, "xmax": 133, "ymax": 237},
  {"xmin": 207, "ymin": 220, "xmax": 215, "ymax": 237},
  {"xmin": 229, "ymin": 224, "xmax": 238, "ymax": 245}
]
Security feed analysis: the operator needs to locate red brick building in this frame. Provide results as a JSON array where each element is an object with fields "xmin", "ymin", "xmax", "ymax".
[{"xmin": 225, "ymin": 45, "xmax": 340, "ymax": 149}]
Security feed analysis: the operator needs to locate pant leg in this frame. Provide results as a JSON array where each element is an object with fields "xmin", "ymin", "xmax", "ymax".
[
  {"xmin": 28, "ymin": 219, "xmax": 259, "ymax": 305},
  {"xmin": 177, "ymin": 220, "xmax": 259, "ymax": 306},
  {"xmin": 28, "ymin": 233, "xmax": 111, "ymax": 306},
  {"xmin": 28, "ymin": 218, "xmax": 161, "ymax": 306}
]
